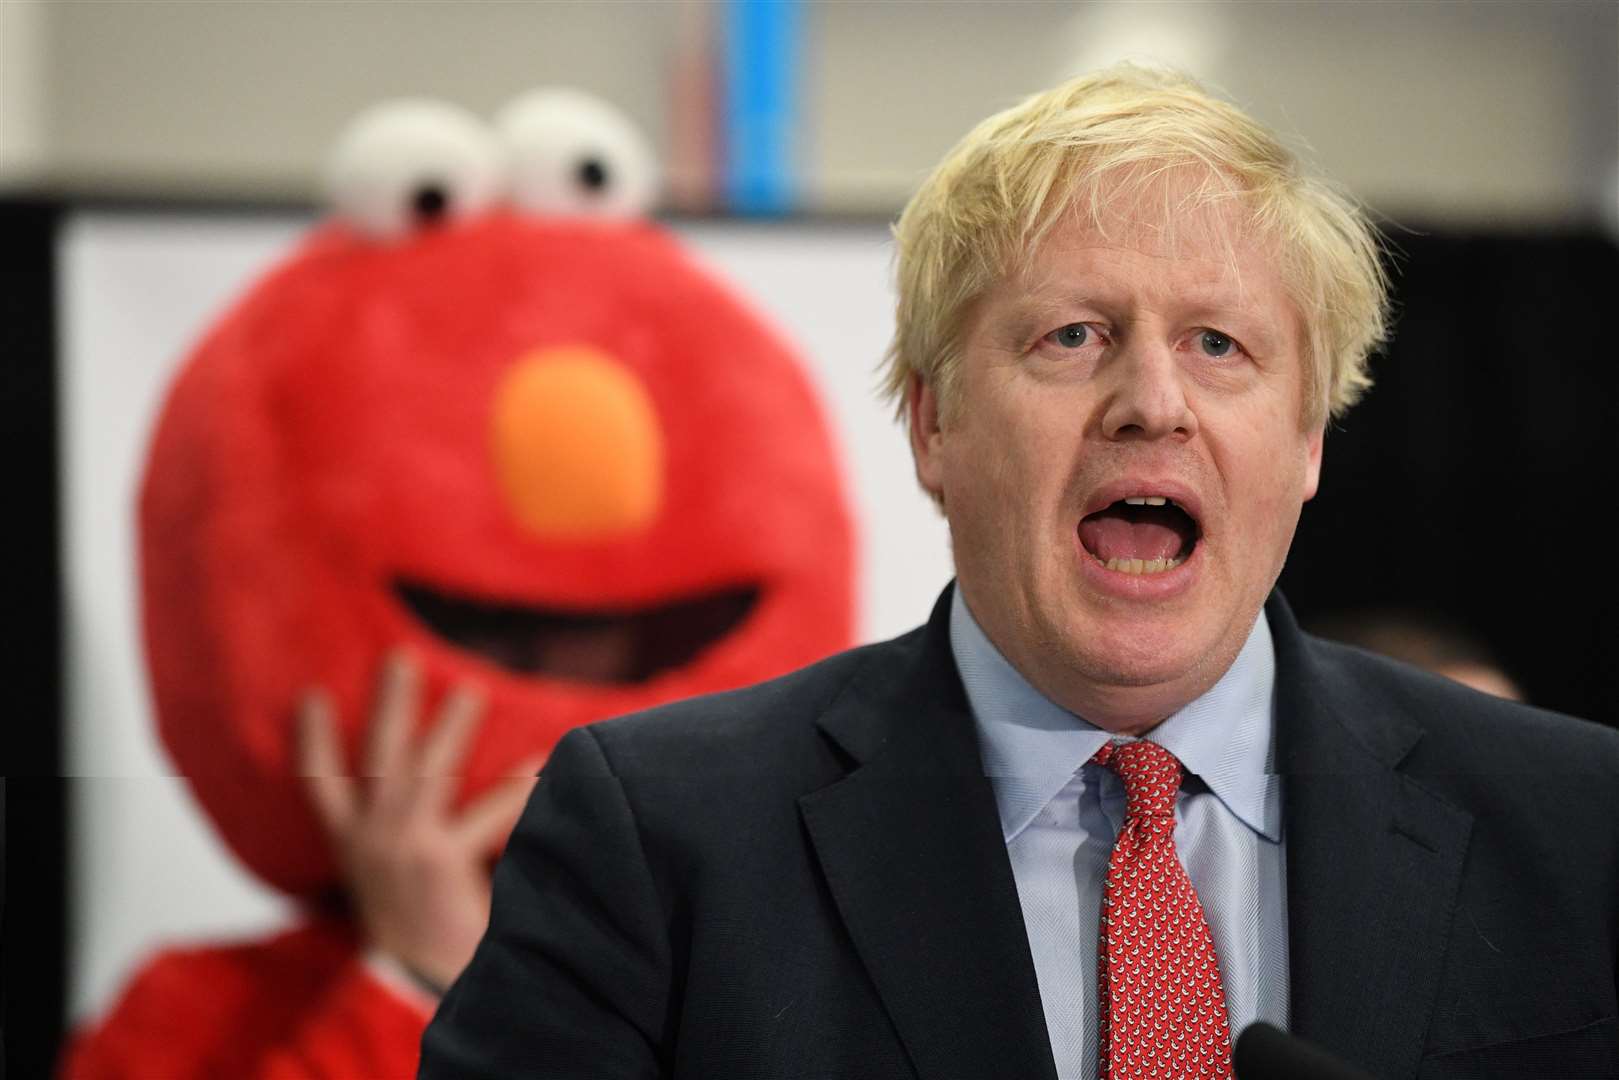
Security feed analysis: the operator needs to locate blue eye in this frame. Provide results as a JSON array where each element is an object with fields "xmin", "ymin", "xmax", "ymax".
[
  {"xmin": 1199, "ymin": 330, "xmax": 1235, "ymax": 357},
  {"xmin": 1050, "ymin": 323, "xmax": 1091, "ymax": 348}
]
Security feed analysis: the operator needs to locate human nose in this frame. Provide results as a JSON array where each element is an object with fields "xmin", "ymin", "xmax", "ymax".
[{"xmin": 1099, "ymin": 341, "xmax": 1197, "ymax": 443}]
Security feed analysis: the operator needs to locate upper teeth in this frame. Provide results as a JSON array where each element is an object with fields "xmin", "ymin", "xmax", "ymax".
[{"xmin": 1123, "ymin": 496, "xmax": 1170, "ymax": 506}]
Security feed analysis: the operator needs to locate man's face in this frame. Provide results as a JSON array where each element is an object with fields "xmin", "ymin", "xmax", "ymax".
[{"xmin": 912, "ymin": 196, "xmax": 1324, "ymax": 731}]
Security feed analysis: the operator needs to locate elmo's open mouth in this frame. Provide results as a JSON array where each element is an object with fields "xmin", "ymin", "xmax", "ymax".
[{"xmin": 393, "ymin": 579, "xmax": 759, "ymax": 684}]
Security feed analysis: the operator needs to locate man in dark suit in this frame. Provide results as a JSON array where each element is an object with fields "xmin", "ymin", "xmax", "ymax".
[{"xmin": 421, "ymin": 65, "xmax": 1619, "ymax": 1079}]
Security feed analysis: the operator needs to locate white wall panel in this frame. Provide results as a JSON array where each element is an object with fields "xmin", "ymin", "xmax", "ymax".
[{"xmin": 59, "ymin": 210, "xmax": 950, "ymax": 1021}]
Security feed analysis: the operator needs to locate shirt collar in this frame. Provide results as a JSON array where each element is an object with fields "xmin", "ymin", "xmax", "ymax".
[{"xmin": 951, "ymin": 587, "xmax": 1281, "ymax": 844}]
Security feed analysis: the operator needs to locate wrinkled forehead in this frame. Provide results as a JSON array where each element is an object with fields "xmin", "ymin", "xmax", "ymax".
[
  {"xmin": 1000, "ymin": 195, "xmax": 1290, "ymax": 328},
  {"xmin": 1025, "ymin": 166, "xmax": 1278, "ymax": 288}
]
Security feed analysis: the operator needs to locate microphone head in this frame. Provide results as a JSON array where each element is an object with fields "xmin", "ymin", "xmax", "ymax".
[{"xmin": 1234, "ymin": 1022, "xmax": 1378, "ymax": 1080}]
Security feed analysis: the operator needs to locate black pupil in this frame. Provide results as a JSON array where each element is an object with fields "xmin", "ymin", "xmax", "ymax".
[
  {"xmin": 577, "ymin": 158, "xmax": 609, "ymax": 192},
  {"xmin": 412, "ymin": 183, "xmax": 449, "ymax": 223},
  {"xmin": 1057, "ymin": 324, "xmax": 1088, "ymax": 347}
]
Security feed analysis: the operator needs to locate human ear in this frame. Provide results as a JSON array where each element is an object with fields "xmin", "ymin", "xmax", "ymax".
[
  {"xmin": 908, "ymin": 373, "xmax": 947, "ymax": 500},
  {"xmin": 1301, "ymin": 425, "xmax": 1325, "ymax": 502}
]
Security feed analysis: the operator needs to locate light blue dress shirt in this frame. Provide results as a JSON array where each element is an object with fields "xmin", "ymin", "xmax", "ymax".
[{"xmin": 950, "ymin": 589, "xmax": 1289, "ymax": 1079}]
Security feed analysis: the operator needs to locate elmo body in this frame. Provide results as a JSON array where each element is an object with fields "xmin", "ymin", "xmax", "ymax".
[{"xmin": 64, "ymin": 94, "xmax": 855, "ymax": 1078}]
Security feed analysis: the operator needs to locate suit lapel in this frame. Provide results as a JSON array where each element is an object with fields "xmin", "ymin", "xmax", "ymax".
[
  {"xmin": 1268, "ymin": 595, "xmax": 1473, "ymax": 1080},
  {"xmin": 796, "ymin": 588, "xmax": 1473, "ymax": 1080},
  {"xmin": 799, "ymin": 588, "xmax": 1059, "ymax": 1080}
]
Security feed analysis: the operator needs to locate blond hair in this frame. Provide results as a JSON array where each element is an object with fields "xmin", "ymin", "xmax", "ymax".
[{"xmin": 881, "ymin": 64, "xmax": 1388, "ymax": 431}]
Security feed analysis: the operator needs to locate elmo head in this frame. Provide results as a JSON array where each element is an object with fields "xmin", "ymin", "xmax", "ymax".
[{"xmin": 140, "ymin": 91, "xmax": 856, "ymax": 895}]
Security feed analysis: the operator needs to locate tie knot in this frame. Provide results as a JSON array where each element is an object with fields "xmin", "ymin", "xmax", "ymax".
[{"xmin": 1091, "ymin": 740, "xmax": 1182, "ymax": 819}]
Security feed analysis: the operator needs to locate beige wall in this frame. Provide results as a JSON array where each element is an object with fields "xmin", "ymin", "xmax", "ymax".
[
  {"xmin": 0, "ymin": 0, "xmax": 50, "ymax": 181},
  {"xmin": 811, "ymin": 0, "xmax": 1618, "ymax": 223},
  {"xmin": 6, "ymin": 0, "xmax": 1617, "ymax": 222}
]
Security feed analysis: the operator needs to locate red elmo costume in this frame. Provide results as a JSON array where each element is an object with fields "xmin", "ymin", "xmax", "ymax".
[{"xmin": 64, "ymin": 92, "xmax": 855, "ymax": 1077}]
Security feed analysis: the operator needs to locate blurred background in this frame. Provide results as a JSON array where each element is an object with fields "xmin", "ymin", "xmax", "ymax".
[
  {"xmin": 3, "ymin": 0, "xmax": 1616, "ymax": 220},
  {"xmin": 5, "ymin": 1, "xmax": 1616, "ymax": 1076}
]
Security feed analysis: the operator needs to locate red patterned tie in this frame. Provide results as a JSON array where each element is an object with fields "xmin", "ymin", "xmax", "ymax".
[{"xmin": 1092, "ymin": 740, "xmax": 1233, "ymax": 1080}]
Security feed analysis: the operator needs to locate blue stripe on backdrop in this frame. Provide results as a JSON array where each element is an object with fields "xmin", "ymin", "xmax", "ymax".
[{"xmin": 724, "ymin": 0, "xmax": 802, "ymax": 215}]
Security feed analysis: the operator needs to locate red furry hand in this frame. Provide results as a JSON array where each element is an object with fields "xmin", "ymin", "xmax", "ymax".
[{"xmin": 298, "ymin": 651, "xmax": 541, "ymax": 993}]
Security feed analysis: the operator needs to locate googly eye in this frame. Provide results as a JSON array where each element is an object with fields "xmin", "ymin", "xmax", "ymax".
[
  {"xmin": 494, "ymin": 88, "xmax": 658, "ymax": 220},
  {"xmin": 326, "ymin": 99, "xmax": 505, "ymax": 240}
]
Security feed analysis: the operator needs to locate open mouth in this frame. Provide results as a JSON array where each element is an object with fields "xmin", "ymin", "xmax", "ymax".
[
  {"xmin": 1078, "ymin": 496, "xmax": 1200, "ymax": 575},
  {"xmin": 393, "ymin": 578, "xmax": 760, "ymax": 684}
]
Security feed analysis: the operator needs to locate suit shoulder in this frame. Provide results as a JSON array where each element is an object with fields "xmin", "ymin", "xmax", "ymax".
[
  {"xmin": 1306, "ymin": 633, "xmax": 1619, "ymax": 770},
  {"xmin": 583, "ymin": 626, "xmax": 925, "ymax": 769}
]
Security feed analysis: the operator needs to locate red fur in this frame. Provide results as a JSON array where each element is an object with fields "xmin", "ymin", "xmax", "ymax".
[
  {"xmin": 62, "ymin": 210, "xmax": 855, "ymax": 1076},
  {"xmin": 138, "ymin": 213, "xmax": 855, "ymax": 894},
  {"xmin": 60, "ymin": 920, "xmax": 431, "ymax": 1078}
]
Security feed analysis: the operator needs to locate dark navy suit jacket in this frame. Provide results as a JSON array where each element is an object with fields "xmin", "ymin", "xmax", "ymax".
[{"xmin": 421, "ymin": 587, "xmax": 1619, "ymax": 1079}]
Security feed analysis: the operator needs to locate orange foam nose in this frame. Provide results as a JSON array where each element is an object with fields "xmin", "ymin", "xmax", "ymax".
[{"xmin": 490, "ymin": 346, "xmax": 664, "ymax": 539}]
